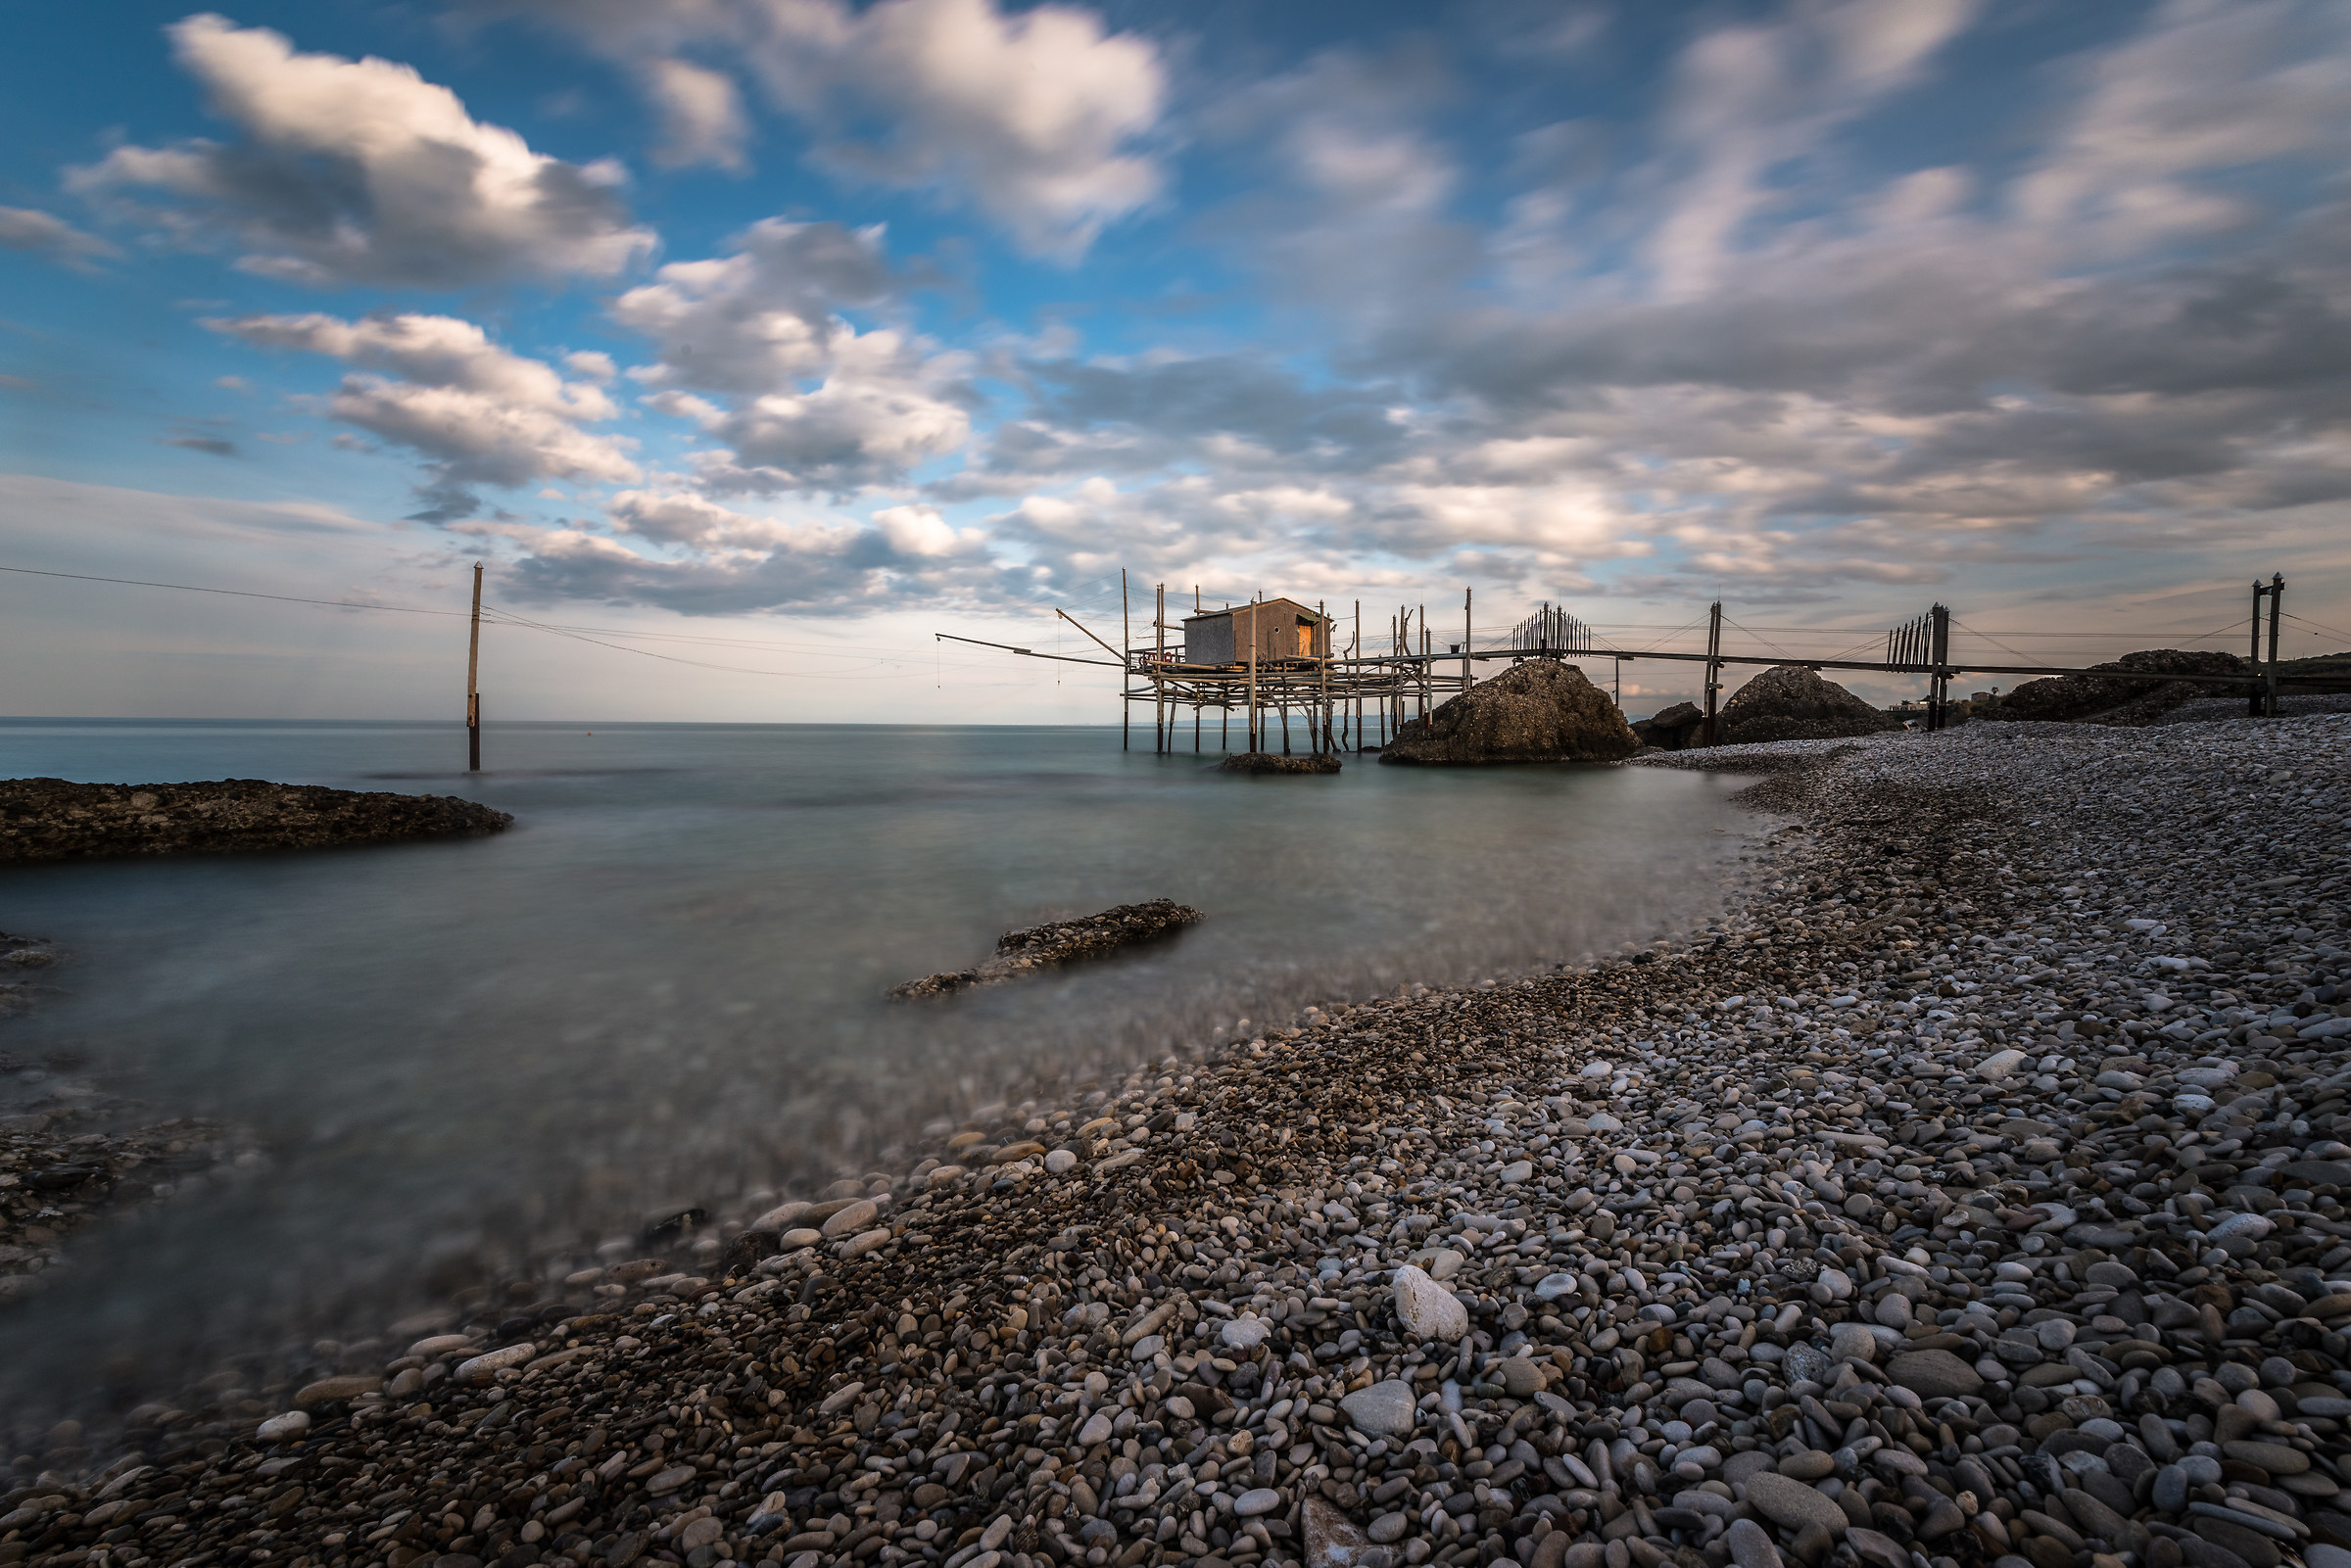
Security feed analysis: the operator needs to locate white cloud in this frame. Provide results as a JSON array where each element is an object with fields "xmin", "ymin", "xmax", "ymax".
[
  {"xmin": 1641, "ymin": 0, "xmax": 1983, "ymax": 299},
  {"xmin": 2015, "ymin": 0, "xmax": 2351, "ymax": 254},
  {"xmin": 644, "ymin": 56, "xmax": 750, "ymax": 170},
  {"xmin": 608, "ymin": 488, "xmax": 838, "ymax": 550},
  {"xmin": 492, "ymin": 489, "xmax": 1006, "ymax": 613},
  {"xmin": 693, "ymin": 329, "xmax": 972, "ymax": 489},
  {"xmin": 0, "ymin": 205, "xmax": 118, "ymax": 270},
  {"xmin": 610, "ymin": 218, "xmax": 898, "ymax": 396},
  {"xmin": 208, "ymin": 311, "xmax": 639, "ymax": 515},
  {"xmin": 605, "ymin": 219, "xmax": 970, "ymax": 492},
  {"xmin": 72, "ymin": 15, "xmax": 654, "ymax": 287},
  {"xmin": 872, "ymin": 502, "xmax": 977, "ymax": 556},
  {"xmin": 469, "ymin": 0, "xmax": 1165, "ymax": 257}
]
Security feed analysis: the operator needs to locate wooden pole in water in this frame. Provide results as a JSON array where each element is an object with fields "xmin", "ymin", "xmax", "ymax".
[
  {"xmin": 1463, "ymin": 587, "xmax": 1472, "ymax": 695},
  {"xmin": 466, "ymin": 560, "xmax": 483, "ymax": 773},
  {"xmin": 1122, "ymin": 568, "xmax": 1131, "ymax": 751},
  {"xmin": 1247, "ymin": 594, "xmax": 1260, "ymax": 753},
  {"xmin": 1319, "ymin": 599, "xmax": 1331, "ymax": 754}
]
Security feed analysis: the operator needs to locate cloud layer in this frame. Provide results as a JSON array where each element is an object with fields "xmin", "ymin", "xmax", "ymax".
[
  {"xmin": 468, "ymin": 0, "xmax": 1166, "ymax": 256},
  {"xmin": 23, "ymin": 0, "xmax": 2351, "ymax": 641},
  {"xmin": 208, "ymin": 311, "xmax": 638, "ymax": 515},
  {"xmin": 72, "ymin": 15, "xmax": 653, "ymax": 287}
]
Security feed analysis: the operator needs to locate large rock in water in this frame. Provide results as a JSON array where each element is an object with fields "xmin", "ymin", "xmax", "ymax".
[
  {"xmin": 1377, "ymin": 660, "xmax": 1637, "ymax": 765},
  {"xmin": 0, "ymin": 778, "xmax": 511, "ymax": 863},
  {"xmin": 1631, "ymin": 701, "xmax": 1704, "ymax": 750},
  {"xmin": 1717, "ymin": 666, "xmax": 1903, "ymax": 746},
  {"xmin": 2002, "ymin": 648, "xmax": 2247, "ymax": 725}
]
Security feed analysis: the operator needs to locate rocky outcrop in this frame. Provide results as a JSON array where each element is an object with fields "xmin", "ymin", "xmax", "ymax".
[
  {"xmin": 1377, "ymin": 660, "xmax": 1638, "ymax": 765},
  {"xmin": 1717, "ymin": 665, "xmax": 1903, "ymax": 745},
  {"xmin": 1219, "ymin": 751, "xmax": 1340, "ymax": 775},
  {"xmin": 890, "ymin": 898, "xmax": 1204, "ymax": 998},
  {"xmin": 0, "ymin": 778, "xmax": 512, "ymax": 864},
  {"xmin": 1630, "ymin": 701, "xmax": 1705, "ymax": 750},
  {"xmin": 2002, "ymin": 648, "xmax": 2249, "ymax": 725}
]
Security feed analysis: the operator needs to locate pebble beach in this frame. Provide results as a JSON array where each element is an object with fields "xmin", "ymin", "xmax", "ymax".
[{"xmin": 7, "ymin": 713, "xmax": 2351, "ymax": 1568}]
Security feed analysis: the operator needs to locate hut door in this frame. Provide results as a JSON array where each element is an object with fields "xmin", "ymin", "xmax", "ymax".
[{"xmin": 1296, "ymin": 624, "xmax": 1312, "ymax": 657}]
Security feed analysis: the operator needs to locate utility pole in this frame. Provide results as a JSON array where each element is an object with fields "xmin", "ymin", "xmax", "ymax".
[
  {"xmin": 2267, "ymin": 573, "xmax": 2285, "ymax": 717},
  {"xmin": 1701, "ymin": 600, "xmax": 1723, "ymax": 747},
  {"xmin": 466, "ymin": 561, "xmax": 484, "ymax": 773}
]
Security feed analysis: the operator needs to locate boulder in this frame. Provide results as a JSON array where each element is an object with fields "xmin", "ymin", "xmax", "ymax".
[
  {"xmin": 2002, "ymin": 648, "xmax": 2248, "ymax": 725},
  {"xmin": 1631, "ymin": 701, "xmax": 1705, "ymax": 751},
  {"xmin": 1717, "ymin": 666, "xmax": 1904, "ymax": 746},
  {"xmin": 1378, "ymin": 660, "xmax": 1637, "ymax": 765}
]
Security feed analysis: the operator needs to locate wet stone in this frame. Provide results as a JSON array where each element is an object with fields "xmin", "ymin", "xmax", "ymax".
[{"xmin": 1341, "ymin": 1379, "xmax": 1418, "ymax": 1437}]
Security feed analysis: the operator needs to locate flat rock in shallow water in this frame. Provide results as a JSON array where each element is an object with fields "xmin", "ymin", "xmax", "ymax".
[
  {"xmin": 889, "ymin": 898, "xmax": 1203, "ymax": 997},
  {"xmin": 0, "ymin": 777, "xmax": 511, "ymax": 862},
  {"xmin": 1220, "ymin": 751, "xmax": 1341, "ymax": 774}
]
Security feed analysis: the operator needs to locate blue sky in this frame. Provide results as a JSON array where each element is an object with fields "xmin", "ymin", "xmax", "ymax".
[{"xmin": 4, "ymin": 0, "xmax": 2350, "ymax": 721}]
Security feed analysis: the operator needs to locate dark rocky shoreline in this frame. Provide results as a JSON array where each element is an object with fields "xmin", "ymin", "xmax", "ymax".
[
  {"xmin": 0, "ymin": 779, "xmax": 512, "ymax": 864},
  {"xmin": 4, "ymin": 717, "xmax": 2350, "ymax": 1568}
]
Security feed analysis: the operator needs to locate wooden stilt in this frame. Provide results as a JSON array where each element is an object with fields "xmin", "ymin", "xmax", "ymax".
[{"xmin": 465, "ymin": 561, "xmax": 483, "ymax": 773}]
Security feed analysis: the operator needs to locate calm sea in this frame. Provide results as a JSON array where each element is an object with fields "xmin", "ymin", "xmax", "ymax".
[{"xmin": 0, "ymin": 720, "xmax": 1754, "ymax": 1417}]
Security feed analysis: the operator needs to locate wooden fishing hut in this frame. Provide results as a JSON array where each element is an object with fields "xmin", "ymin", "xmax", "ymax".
[
  {"xmin": 1121, "ymin": 583, "xmax": 1438, "ymax": 756},
  {"xmin": 1179, "ymin": 598, "xmax": 1333, "ymax": 665}
]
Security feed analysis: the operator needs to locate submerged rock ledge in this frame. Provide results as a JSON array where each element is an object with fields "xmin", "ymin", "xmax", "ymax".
[
  {"xmin": 0, "ymin": 777, "xmax": 512, "ymax": 863},
  {"xmin": 892, "ymin": 899, "xmax": 1207, "ymax": 998},
  {"xmin": 1221, "ymin": 753, "xmax": 1342, "ymax": 776},
  {"xmin": 11, "ymin": 716, "xmax": 2351, "ymax": 1568}
]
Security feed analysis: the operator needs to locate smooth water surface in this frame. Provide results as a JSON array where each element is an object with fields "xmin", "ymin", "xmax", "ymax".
[{"xmin": 0, "ymin": 720, "xmax": 1754, "ymax": 1414}]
